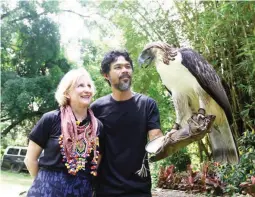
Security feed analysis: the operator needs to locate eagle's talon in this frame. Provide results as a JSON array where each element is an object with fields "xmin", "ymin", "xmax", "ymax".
[
  {"xmin": 173, "ymin": 123, "xmax": 181, "ymax": 130},
  {"xmin": 197, "ymin": 113, "xmax": 205, "ymax": 121},
  {"xmin": 198, "ymin": 108, "xmax": 206, "ymax": 115}
]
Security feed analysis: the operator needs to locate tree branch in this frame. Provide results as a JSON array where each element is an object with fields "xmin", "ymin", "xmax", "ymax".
[
  {"xmin": 9, "ymin": 11, "xmax": 48, "ymax": 23},
  {"xmin": 1, "ymin": 111, "xmax": 44, "ymax": 136},
  {"xmin": 155, "ymin": 0, "xmax": 180, "ymax": 47},
  {"xmin": 59, "ymin": 9, "xmax": 94, "ymax": 18},
  {"xmin": 1, "ymin": 117, "xmax": 12, "ymax": 122},
  {"xmin": 1, "ymin": 7, "xmax": 21, "ymax": 19},
  {"xmin": 1, "ymin": 119, "xmax": 24, "ymax": 136},
  {"xmin": 8, "ymin": 9, "xmax": 95, "ymax": 24},
  {"xmin": 129, "ymin": 14, "xmax": 156, "ymax": 41},
  {"xmin": 125, "ymin": 1, "xmax": 165, "ymax": 42}
]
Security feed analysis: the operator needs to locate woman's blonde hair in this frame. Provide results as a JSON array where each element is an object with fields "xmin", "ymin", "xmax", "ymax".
[{"xmin": 55, "ymin": 67, "xmax": 96, "ymax": 106}]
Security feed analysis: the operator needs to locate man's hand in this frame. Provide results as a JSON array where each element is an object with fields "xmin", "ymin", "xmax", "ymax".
[{"xmin": 148, "ymin": 129, "xmax": 163, "ymax": 141}]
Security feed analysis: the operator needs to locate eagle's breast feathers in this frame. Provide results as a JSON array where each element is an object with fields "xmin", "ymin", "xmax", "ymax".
[{"xmin": 155, "ymin": 49, "xmax": 226, "ymax": 125}]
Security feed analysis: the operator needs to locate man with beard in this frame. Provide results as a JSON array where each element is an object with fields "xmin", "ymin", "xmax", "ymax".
[{"xmin": 90, "ymin": 50, "xmax": 163, "ymax": 197}]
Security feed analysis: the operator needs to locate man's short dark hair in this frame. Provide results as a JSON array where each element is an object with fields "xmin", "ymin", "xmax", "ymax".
[{"xmin": 100, "ymin": 50, "xmax": 134, "ymax": 75}]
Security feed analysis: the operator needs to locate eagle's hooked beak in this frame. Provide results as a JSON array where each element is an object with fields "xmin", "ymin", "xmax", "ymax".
[{"xmin": 138, "ymin": 50, "xmax": 154, "ymax": 68}]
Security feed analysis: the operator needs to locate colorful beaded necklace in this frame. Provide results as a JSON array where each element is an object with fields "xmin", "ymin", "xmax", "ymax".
[{"xmin": 59, "ymin": 120, "xmax": 99, "ymax": 176}]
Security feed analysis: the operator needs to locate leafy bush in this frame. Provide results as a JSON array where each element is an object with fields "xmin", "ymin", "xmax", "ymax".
[
  {"xmin": 217, "ymin": 130, "xmax": 255, "ymax": 194},
  {"xmin": 166, "ymin": 148, "xmax": 192, "ymax": 172},
  {"xmin": 150, "ymin": 147, "xmax": 191, "ymax": 188},
  {"xmin": 157, "ymin": 162, "xmax": 226, "ymax": 196},
  {"xmin": 154, "ymin": 130, "xmax": 255, "ymax": 196},
  {"xmin": 240, "ymin": 176, "xmax": 255, "ymax": 196}
]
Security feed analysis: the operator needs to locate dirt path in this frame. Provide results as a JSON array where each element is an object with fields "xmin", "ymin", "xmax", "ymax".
[
  {"xmin": 152, "ymin": 188, "xmax": 251, "ymax": 197},
  {"xmin": 152, "ymin": 188, "xmax": 204, "ymax": 197}
]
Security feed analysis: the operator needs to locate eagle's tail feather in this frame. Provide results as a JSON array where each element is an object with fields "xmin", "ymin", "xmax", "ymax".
[{"xmin": 209, "ymin": 118, "xmax": 239, "ymax": 164}]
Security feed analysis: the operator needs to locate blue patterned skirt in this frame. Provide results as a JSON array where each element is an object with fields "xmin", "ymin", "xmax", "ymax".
[{"xmin": 27, "ymin": 169, "xmax": 93, "ymax": 197}]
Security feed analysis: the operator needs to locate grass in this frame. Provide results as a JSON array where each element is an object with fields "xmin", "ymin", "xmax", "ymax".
[
  {"xmin": 1, "ymin": 170, "xmax": 32, "ymax": 183},
  {"xmin": 0, "ymin": 170, "xmax": 33, "ymax": 197}
]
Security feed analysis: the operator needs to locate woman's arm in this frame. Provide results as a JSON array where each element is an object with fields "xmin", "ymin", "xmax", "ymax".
[{"xmin": 24, "ymin": 140, "xmax": 43, "ymax": 178}]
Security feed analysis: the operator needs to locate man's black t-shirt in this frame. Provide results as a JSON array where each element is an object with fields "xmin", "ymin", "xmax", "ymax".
[
  {"xmin": 91, "ymin": 93, "xmax": 161, "ymax": 196},
  {"xmin": 29, "ymin": 109, "xmax": 103, "ymax": 173}
]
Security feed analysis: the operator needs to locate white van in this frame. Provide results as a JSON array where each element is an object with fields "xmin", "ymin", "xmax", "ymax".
[{"xmin": 1, "ymin": 146, "xmax": 28, "ymax": 172}]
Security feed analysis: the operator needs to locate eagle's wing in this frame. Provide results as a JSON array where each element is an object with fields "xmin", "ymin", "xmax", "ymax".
[{"xmin": 179, "ymin": 48, "xmax": 233, "ymax": 124}]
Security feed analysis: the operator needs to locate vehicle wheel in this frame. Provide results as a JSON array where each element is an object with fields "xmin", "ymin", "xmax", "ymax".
[{"xmin": 11, "ymin": 163, "xmax": 22, "ymax": 173}]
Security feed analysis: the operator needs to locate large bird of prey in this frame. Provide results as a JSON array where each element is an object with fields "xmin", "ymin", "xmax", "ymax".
[{"xmin": 138, "ymin": 41, "xmax": 239, "ymax": 164}]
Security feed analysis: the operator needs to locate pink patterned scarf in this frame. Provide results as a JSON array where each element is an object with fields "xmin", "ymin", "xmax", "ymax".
[{"xmin": 60, "ymin": 105, "xmax": 98, "ymax": 161}]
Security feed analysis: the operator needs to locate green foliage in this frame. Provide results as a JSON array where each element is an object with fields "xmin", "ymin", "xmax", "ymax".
[
  {"xmin": 150, "ymin": 148, "xmax": 191, "ymax": 188},
  {"xmin": 1, "ymin": 1, "xmax": 60, "ymax": 76},
  {"xmin": 79, "ymin": 39, "xmax": 112, "ymax": 99},
  {"xmin": 217, "ymin": 130, "xmax": 255, "ymax": 194},
  {"xmin": 1, "ymin": 1, "xmax": 72, "ymax": 136},
  {"xmin": 167, "ymin": 149, "xmax": 191, "ymax": 172}
]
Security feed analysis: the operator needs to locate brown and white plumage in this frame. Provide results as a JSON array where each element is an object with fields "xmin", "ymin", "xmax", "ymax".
[{"xmin": 138, "ymin": 41, "xmax": 239, "ymax": 164}]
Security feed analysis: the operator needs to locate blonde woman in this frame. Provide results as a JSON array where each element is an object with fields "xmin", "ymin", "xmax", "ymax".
[{"xmin": 25, "ymin": 68, "xmax": 103, "ymax": 197}]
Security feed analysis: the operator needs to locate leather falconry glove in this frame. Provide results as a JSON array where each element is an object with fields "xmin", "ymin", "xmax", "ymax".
[{"xmin": 146, "ymin": 109, "xmax": 216, "ymax": 162}]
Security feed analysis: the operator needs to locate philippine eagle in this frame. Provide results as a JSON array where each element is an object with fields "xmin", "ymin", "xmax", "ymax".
[{"xmin": 138, "ymin": 41, "xmax": 239, "ymax": 164}]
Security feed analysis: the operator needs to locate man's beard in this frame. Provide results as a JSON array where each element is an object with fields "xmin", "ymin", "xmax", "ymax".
[
  {"xmin": 110, "ymin": 75, "xmax": 132, "ymax": 91},
  {"xmin": 114, "ymin": 80, "xmax": 131, "ymax": 91}
]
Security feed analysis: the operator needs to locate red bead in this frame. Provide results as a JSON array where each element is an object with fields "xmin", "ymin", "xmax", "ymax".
[{"xmin": 91, "ymin": 166, "xmax": 97, "ymax": 170}]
